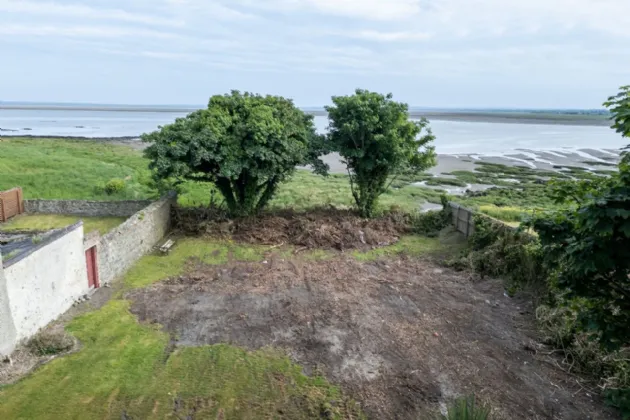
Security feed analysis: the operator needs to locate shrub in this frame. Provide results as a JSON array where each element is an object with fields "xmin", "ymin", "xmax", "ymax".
[
  {"xmin": 469, "ymin": 215, "xmax": 547, "ymax": 294},
  {"xmin": 143, "ymin": 91, "xmax": 327, "ymax": 217},
  {"xmin": 325, "ymin": 89, "xmax": 436, "ymax": 218},
  {"xmin": 442, "ymin": 395, "xmax": 491, "ymax": 420},
  {"xmin": 409, "ymin": 196, "xmax": 452, "ymax": 237},
  {"xmin": 27, "ymin": 328, "xmax": 75, "ymax": 356},
  {"xmin": 104, "ymin": 178, "xmax": 126, "ymax": 195}
]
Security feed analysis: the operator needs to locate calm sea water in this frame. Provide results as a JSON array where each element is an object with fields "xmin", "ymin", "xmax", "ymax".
[{"xmin": 0, "ymin": 108, "xmax": 625, "ymax": 156}]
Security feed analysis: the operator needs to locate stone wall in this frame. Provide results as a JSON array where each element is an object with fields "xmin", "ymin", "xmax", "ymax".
[
  {"xmin": 25, "ymin": 199, "xmax": 152, "ymax": 217},
  {"xmin": 0, "ymin": 223, "xmax": 89, "ymax": 355},
  {"xmin": 96, "ymin": 193, "xmax": 175, "ymax": 285}
]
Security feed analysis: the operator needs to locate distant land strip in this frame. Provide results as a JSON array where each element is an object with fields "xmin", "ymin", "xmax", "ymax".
[{"xmin": 0, "ymin": 104, "xmax": 612, "ymax": 126}]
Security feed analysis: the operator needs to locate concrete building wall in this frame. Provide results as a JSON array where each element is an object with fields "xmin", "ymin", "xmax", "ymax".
[
  {"xmin": 96, "ymin": 194, "xmax": 175, "ymax": 285},
  {"xmin": 25, "ymin": 199, "xmax": 152, "ymax": 217},
  {"xmin": 3, "ymin": 224, "xmax": 89, "ymax": 346},
  {"xmin": 0, "ymin": 254, "xmax": 18, "ymax": 356}
]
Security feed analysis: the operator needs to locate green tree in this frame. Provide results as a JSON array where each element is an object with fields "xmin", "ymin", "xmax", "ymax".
[
  {"xmin": 604, "ymin": 85, "xmax": 630, "ymax": 142},
  {"xmin": 325, "ymin": 89, "xmax": 436, "ymax": 218},
  {"xmin": 142, "ymin": 91, "xmax": 326, "ymax": 216}
]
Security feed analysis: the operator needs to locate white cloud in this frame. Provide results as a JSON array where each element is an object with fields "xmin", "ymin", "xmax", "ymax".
[
  {"xmin": 0, "ymin": 0, "xmax": 183, "ymax": 26},
  {"xmin": 163, "ymin": 0, "xmax": 259, "ymax": 21},
  {"xmin": 0, "ymin": 24, "xmax": 181, "ymax": 39},
  {"xmin": 347, "ymin": 30, "xmax": 432, "ymax": 42},
  {"xmin": 233, "ymin": 0, "xmax": 630, "ymax": 37}
]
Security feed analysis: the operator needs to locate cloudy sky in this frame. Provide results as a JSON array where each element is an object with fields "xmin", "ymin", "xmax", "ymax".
[{"xmin": 1, "ymin": 0, "xmax": 629, "ymax": 108}]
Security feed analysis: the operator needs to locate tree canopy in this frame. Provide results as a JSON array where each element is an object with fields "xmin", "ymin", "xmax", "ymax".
[
  {"xmin": 142, "ymin": 91, "xmax": 325, "ymax": 216},
  {"xmin": 604, "ymin": 85, "xmax": 630, "ymax": 142},
  {"xmin": 325, "ymin": 89, "xmax": 436, "ymax": 217}
]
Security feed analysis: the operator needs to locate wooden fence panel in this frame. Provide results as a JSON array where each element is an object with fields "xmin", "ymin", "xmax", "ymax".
[
  {"xmin": 0, "ymin": 188, "xmax": 24, "ymax": 222},
  {"xmin": 449, "ymin": 202, "xmax": 475, "ymax": 237}
]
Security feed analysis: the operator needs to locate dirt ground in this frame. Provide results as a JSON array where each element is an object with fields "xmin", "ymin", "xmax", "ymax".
[
  {"xmin": 127, "ymin": 253, "xmax": 617, "ymax": 420},
  {"xmin": 173, "ymin": 207, "xmax": 411, "ymax": 250}
]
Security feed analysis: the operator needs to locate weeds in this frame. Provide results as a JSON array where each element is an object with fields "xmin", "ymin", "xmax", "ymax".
[
  {"xmin": 442, "ymin": 395, "xmax": 491, "ymax": 420},
  {"xmin": 26, "ymin": 329, "xmax": 75, "ymax": 356}
]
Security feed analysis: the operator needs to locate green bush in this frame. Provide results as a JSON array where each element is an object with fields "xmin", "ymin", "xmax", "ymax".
[
  {"xmin": 442, "ymin": 395, "xmax": 491, "ymax": 420},
  {"xmin": 104, "ymin": 178, "xmax": 126, "ymax": 195},
  {"xmin": 143, "ymin": 91, "xmax": 326, "ymax": 217},
  {"xmin": 469, "ymin": 215, "xmax": 547, "ymax": 294},
  {"xmin": 409, "ymin": 197, "xmax": 452, "ymax": 237},
  {"xmin": 325, "ymin": 89, "xmax": 436, "ymax": 218}
]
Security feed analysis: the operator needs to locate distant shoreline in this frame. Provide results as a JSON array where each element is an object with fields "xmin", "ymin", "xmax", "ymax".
[{"xmin": 0, "ymin": 104, "xmax": 611, "ymax": 127}]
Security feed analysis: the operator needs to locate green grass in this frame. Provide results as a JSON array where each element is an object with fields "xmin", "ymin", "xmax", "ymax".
[
  {"xmin": 0, "ymin": 138, "xmax": 441, "ymax": 213},
  {"xmin": 0, "ymin": 237, "xmax": 367, "ymax": 419},
  {"xmin": 0, "ymin": 300, "xmax": 362, "ymax": 419},
  {"xmin": 477, "ymin": 205, "xmax": 528, "ymax": 223},
  {"xmin": 0, "ymin": 138, "xmax": 155, "ymax": 200},
  {"xmin": 352, "ymin": 232, "xmax": 466, "ymax": 261},
  {"xmin": 0, "ymin": 214, "xmax": 125, "ymax": 235}
]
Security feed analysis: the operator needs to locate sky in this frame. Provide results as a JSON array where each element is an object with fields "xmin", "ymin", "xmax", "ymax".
[{"xmin": 1, "ymin": 0, "xmax": 629, "ymax": 108}]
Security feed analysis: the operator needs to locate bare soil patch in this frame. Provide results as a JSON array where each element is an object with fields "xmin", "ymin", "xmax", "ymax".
[
  {"xmin": 128, "ymin": 255, "xmax": 616, "ymax": 420},
  {"xmin": 173, "ymin": 207, "xmax": 410, "ymax": 250}
]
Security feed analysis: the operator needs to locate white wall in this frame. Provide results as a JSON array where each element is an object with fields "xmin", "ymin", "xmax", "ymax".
[
  {"xmin": 0, "ymin": 254, "xmax": 18, "ymax": 356},
  {"xmin": 3, "ymin": 224, "xmax": 89, "ymax": 344}
]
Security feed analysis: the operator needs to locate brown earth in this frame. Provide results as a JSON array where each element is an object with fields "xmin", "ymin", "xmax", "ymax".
[
  {"xmin": 172, "ymin": 207, "xmax": 411, "ymax": 250},
  {"xmin": 127, "ymin": 254, "xmax": 617, "ymax": 420}
]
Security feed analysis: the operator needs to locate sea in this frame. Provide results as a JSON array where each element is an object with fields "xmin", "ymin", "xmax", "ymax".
[{"xmin": 1, "ymin": 106, "xmax": 626, "ymax": 160}]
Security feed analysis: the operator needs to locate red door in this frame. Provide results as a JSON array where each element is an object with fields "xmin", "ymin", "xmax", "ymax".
[{"xmin": 85, "ymin": 246, "xmax": 100, "ymax": 288}]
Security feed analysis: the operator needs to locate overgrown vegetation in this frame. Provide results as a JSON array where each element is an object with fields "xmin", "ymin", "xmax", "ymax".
[
  {"xmin": 26, "ymin": 329, "xmax": 74, "ymax": 357},
  {"xmin": 326, "ymin": 89, "xmax": 436, "ymax": 217},
  {"xmin": 442, "ymin": 395, "xmax": 491, "ymax": 420},
  {"xmin": 143, "ymin": 91, "xmax": 326, "ymax": 217},
  {"xmin": 0, "ymin": 138, "xmax": 444, "ymax": 215},
  {"xmin": 459, "ymin": 85, "xmax": 630, "ymax": 418}
]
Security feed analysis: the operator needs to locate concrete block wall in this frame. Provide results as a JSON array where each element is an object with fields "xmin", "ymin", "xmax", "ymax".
[
  {"xmin": 0, "ymin": 223, "xmax": 89, "ymax": 355},
  {"xmin": 25, "ymin": 199, "xmax": 152, "ymax": 217},
  {"xmin": 96, "ymin": 193, "xmax": 175, "ymax": 285}
]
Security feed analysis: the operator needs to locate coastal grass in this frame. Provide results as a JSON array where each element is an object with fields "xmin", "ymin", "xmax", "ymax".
[
  {"xmin": 0, "ymin": 214, "xmax": 125, "ymax": 235},
  {"xmin": 0, "ymin": 138, "xmax": 155, "ymax": 200},
  {"xmin": 0, "ymin": 137, "xmax": 441, "ymax": 213}
]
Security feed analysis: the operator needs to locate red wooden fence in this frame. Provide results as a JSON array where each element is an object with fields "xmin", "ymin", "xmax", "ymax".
[{"xmin": 0, "ymin": 187, "xmax": 25, "ymax": 222}]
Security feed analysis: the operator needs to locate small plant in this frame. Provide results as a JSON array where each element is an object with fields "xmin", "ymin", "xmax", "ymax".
[
  {"xmin": 31, "ymin": 235, "xmax": 43, "ymax": 244},
  {"xmin": 104, "ymin": 178, "xmax": 126, "ymax": 195},
  {"xmin": 442, "ymin": 395, "xmax": 491, "ymax": 420},
  {"xmin": 3, "ymin": 250, "xmax": 19, "ymax": 261},
  {"xmin": 26, "ymin": 328, "xmax": 75, "ymax": 356}
]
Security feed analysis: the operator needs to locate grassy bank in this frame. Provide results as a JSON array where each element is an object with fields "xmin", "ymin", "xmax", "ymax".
[{"xmin": 0, "ymin": 137, "xmax": 443, "ymax": 213}]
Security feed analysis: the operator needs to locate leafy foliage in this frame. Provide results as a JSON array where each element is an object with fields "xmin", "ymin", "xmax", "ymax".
[
  {"xmin": 104, "ymin": 178, "xmax": 126, "ymax": 195},
  {"xmin": 531, "ymin": 162, "xmax": 630, "ymax": 350},
  {"xmin": 469, "ymin": 215, "xmax": 547, "ymax": 294},
  {"xmin": 142, "ymin": 91, "xmax": 325, "ymax": 216},
  {"xmin": 325, "ymin": 89, "xmax": 436, "ymax": 217},
  {"xmin": 604, "ymin": 85, "xmax": 630, "ymax": 142}
]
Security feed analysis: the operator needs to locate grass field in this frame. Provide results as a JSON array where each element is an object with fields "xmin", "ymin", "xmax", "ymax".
[
  {"xmin": 0, "ymin": 236, "xmax": 456, "ymax": 419},
  {"xmin": 0, "ymin": 138, "xmax": 443, "ymax": 214},
  {"xmin": 0, "ymin": 214, "xmax": 125, "ymax": 235}
]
